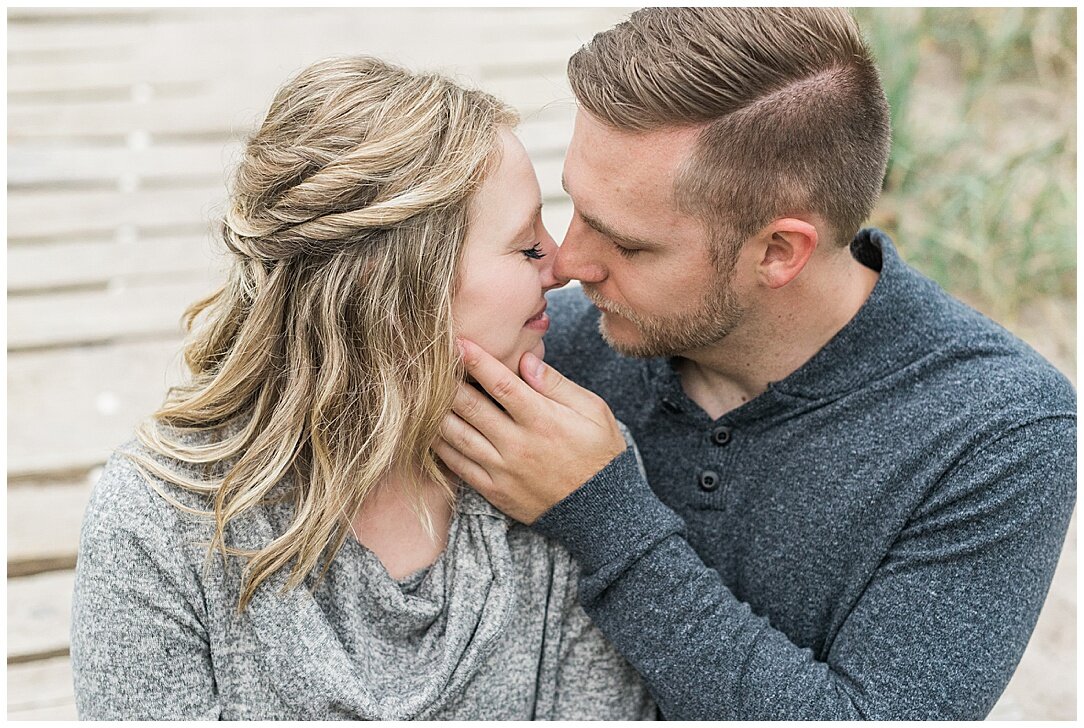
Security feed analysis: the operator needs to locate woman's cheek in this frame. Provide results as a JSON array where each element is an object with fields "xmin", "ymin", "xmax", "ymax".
[{"xmin": 456, "ymin": 316, "xmax": 517, "ymax": 372}]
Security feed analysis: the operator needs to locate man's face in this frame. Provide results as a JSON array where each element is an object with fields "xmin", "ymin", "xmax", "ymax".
[{"xmin": 555, "ymin": 110, "xmax": 747, "ymax": 358}]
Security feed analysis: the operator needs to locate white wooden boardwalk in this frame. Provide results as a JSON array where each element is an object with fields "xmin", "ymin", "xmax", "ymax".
[{"xmin": 6, "ymin": 7, "xmax": 1074, "ymax": 720}]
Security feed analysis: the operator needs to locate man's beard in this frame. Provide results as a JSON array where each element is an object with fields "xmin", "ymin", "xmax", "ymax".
[{"xmin": 583, "ymin": 268, "xmax": 745, "ymax": 359}]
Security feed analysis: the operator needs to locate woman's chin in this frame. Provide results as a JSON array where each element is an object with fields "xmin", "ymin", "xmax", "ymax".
[{"xmin": 497, "ymin": 340, "xmax": 545, "ymax": 378}]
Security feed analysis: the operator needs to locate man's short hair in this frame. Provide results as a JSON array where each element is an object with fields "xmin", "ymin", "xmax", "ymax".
[{"xmin": 568, "ymin": 7, "xmax": 891, "ymax": 253}]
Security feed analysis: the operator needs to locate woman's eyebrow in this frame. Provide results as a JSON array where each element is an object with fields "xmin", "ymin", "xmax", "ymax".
[{"xmin": 511, "ymin": 202, "xmax": 544, "ymax": 243}]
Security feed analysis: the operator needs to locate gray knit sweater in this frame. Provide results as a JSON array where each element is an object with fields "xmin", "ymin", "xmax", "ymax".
[
  {"xmin": 533, "ymin": 228, "xmax": 1076, "ymax": 720},
  {"xmin": 70, "ymin": 440, "xmax": 654, "ymax": 720}
]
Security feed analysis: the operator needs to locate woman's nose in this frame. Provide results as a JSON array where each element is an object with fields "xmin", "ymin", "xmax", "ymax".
[{"xmin": 537, "ymin": 225, "xmax": 567, "ymax": 291}]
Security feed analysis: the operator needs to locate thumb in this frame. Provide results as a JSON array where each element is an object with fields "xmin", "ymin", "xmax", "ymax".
[{"xmin": 519, "ymin": 351, "xmax": 590, "ymax": 410}]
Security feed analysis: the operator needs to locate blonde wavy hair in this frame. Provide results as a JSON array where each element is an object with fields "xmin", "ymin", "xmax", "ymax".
[{"xmin": 126, "ymin": 56, "xmax": 517, "ymax": 611}]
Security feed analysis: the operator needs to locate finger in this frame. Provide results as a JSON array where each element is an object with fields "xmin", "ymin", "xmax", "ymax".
[
  {"xmin": 438, "ymin": 410, "xmax": 501, "ymax": 467},
  {"xmin": 519, "ymin": 351, "xmax": 608, "ymax": 416},
  {"xmin": 432, "ymin": 437, "xmax": 493, "ymax": 493},
  {"xmin": 457, "ymin": 338, "xmax": 541, "ymax": 423},
  {"xmin": 451, "ymin": 381, "xmax": 514, "ymax": 445}
]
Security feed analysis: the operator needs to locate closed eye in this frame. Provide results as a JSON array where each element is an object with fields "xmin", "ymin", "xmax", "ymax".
[{"xmin": 522, "ymin": 242, "xmax": 545, "ymax": 260}]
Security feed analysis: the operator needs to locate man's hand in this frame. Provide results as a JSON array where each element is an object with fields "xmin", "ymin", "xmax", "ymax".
[{"xmin": 435, "ymin": 338, "xmax": 627, "ymax": 524}]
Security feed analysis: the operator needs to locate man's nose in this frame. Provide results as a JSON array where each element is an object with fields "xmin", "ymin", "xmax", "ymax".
[{"xmin": 554, "ymin": 215, "xmax": 606, "ymax": 284}]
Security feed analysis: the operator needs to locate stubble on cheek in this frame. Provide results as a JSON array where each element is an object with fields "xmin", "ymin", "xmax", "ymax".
[{"xmin": 587, "ymin": 281, "xmax": 745, "ymax": 359}]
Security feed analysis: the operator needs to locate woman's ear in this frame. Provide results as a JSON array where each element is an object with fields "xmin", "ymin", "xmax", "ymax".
[{"xmin": 755, "ymin": 218, "xmax": 819, "ymax": 289}]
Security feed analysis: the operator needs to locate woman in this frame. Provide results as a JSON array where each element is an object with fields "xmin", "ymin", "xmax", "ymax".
[{"xmin": 70, "ymin": 56, "xmax": 653, "ymax": 720}]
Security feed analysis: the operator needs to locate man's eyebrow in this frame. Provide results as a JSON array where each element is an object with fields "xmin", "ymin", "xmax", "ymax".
[{"xmin": 560, "ymin": 174, "xmax": 658, "ymax": 248}]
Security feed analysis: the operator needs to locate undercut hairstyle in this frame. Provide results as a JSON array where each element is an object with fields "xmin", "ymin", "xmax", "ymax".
[
  {"xmin": 568, "ymin": 7, "xmax": 891, "ymax": 254},
  {"xmin": 126, "ymin": 56, "xmax": 517, "ymax": 611}
]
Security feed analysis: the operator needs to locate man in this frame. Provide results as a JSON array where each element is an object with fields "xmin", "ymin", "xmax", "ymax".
[{"xmin": 435, "ymin": 8, "xmax": 1075, "ymax": 720}]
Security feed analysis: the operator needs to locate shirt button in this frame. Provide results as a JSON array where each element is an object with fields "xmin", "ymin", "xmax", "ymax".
[
  {"xmin": 711, "ymin": 425, "xmax": 732, "ymax": 446},
  {"xmin": 698, "ymin": 469, "xmax": 720, "ymax": 492},
  {"xmin": 662, "ymin": 397, "xmax": 681, "ymax": 413}
]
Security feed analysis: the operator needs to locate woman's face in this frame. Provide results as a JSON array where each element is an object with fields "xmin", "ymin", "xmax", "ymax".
[{"xmin": 454, "ymin": 130, "xmax": 564, "ymax": 372}]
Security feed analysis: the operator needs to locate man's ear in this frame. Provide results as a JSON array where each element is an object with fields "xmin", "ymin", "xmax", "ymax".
[{"xmin": 754, "ymin": 218, "xmax": 819, "ymax": 289}]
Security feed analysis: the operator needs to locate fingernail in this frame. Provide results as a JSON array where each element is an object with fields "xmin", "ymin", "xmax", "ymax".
[{"xmin": 523, "ymin": 352, "xmax": 544, "ymax": 379}]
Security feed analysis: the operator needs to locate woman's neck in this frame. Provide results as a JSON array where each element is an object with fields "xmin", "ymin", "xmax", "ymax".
[{"xmin": 349, "ymin": 465, "xmax": 456, "ymax": 580}]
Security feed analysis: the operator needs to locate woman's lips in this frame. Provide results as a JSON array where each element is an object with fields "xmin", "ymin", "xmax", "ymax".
[{"xmin": 524, "ymin": 309, "xmax": 550, "ymax": 333}]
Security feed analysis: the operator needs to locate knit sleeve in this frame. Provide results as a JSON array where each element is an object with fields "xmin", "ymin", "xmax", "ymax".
[
  {"xmin": 70, "ymin": 452, "xmax": 220, "ymax": 720},
  {"xmin": 533, "ymin": 424, "xmax": 687, "ymax": 579},
  {"xmin": 533, "ymin": 415, "xmax": 1075, "ymax": 719}
]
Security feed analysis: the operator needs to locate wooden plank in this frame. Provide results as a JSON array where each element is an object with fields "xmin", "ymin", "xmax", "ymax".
[
  {"xmin": 9, "ymin": 59, "xmax": 211, "ymax": 96},
  {"xmin": 7, "ymin": 340, "xmax": 186, "ymax": 477},
  {"xmin": 481, "ymin": 74, "xmax": 575, "ymax": 115},
  {"xmin": 7, "ymin": 571, "xmax": 74, "ymax": 661},
  {"xmin": 6, "ymin": 14, "xmax": 617, "ymax": 138},
  {"xmin": 8, "ymin": 481, "xmax": 95, "ymax": 576},
  {"xmin": 8, "ymin": 29, "xmax": 584, "ymax": 95},
  {"xmin": 8, "ymin": 275, "xmax": 220, "ymax": 350},
  {"xmin": 7, "ymin": 656, "xmax": 76, "ymax": 717},
  {"xmin": 7, "ymin": 6, "xmax": 161, "ymax": 22},
  {"xmin": 7, "ymin": 185, "xmax": 224, "ymax": 241},
  {"xmin": 7, "ymin": 235, "xmax": 226, "ymax": 292},
  {"xmin": 6, "ymin": 8, "xmax": 629, "ymax": 88},
  {"xmin": 491, "ymin": 6, "xmax": 634, "ymax": 24},
  {"xmin": 6, "ymin": 19, "xmax": 146, "ymax": 54},
  {"xmin": 7, "ymin": 12, "xmax": 618, "ymax": 141},
  {"xmin": 515, "ymin": 106, "xmax": 575, "ymax": 155},
  {"xmin": 8, "ymin": 142, "xmax": 241, "ymax": 188},
  {"xmin": 8, "ymin": 93, "xmax": 266, "ymax": 141},
  {"xmin": 7, "ymin": 702, "xmax": 79, "ymax": 721},
  {"xmin": 477, "ymin": 7, "xmax": 633, "ymax": 33}
]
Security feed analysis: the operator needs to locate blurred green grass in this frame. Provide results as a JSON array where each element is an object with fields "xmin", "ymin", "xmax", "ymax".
[{"xmin": 854, "ymin": 7, "xmax": 1076, "ymax": 322}]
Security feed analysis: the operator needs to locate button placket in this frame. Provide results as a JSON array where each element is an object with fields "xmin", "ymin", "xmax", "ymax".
[{"xmin": 696, "ymin": 423, "xmax": 737, "ymax": 502}]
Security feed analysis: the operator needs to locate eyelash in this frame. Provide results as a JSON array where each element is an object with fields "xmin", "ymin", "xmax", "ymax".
[
  {"xmin": 613, "ymin": 242, "xmax": 639, "ymax": 258},
  {"xmin": 522, "ymin": 242, "xmax": 545, "ymax": 260}
]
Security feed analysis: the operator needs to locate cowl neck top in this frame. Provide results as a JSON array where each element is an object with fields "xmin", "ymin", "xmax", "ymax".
[{"xmin": 241, "ymin": 488, "xmax": 518, "ymax": 719}]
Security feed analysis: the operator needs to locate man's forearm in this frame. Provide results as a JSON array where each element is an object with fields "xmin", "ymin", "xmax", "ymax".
[{"xmin": 534, "ymin": 460, "xmax": 872, "ymax": 720}]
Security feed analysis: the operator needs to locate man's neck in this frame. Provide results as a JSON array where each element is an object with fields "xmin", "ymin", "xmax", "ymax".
[{"xmin": 677, "ymin": 253, "xmax": 879, "ymax": 420}]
